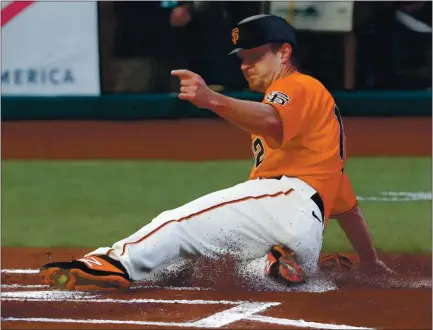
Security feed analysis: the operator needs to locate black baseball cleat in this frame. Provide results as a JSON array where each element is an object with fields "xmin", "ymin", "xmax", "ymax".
[{"xmin": 40, "ymin": 255, "xmax": 131, "ymax": 291}]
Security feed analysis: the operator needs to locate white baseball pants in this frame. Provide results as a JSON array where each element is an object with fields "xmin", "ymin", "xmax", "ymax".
[{"xmin": 86, "ymin": 176, "xmax": 324, "ymax": 281}]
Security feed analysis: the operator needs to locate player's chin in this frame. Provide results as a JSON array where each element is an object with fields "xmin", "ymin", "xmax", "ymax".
[{"xmin": 247, "ymin": 81, "xmax": 264, "ymax": 93}]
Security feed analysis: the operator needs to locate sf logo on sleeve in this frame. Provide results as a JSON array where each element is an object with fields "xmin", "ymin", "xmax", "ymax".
[{"xmin": 266, "ymin": 91, "xmax": 290, "ymax": 106}]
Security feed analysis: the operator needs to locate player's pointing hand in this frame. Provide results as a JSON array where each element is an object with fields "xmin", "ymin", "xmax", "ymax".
[{"xmin": 171, "ymin": 69, "xmax": 214, "ymax": 109}]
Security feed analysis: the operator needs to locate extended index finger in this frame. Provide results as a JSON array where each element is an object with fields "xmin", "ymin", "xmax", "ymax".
[{"xmin": 171, "ymin": 69, "xmax": 196, "ymax": 79}]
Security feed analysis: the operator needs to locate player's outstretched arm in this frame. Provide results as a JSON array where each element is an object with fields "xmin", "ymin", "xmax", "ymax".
[
  {"xmin": 208, "ymin": 92, "xmax": 283, "ymax": 147},
  {"xmin": 335, "ymin": 206, "xmax": 396, "ymax": 275},
  {"xmin": 171, "ymin": 69, "xmax": 283, "ymax": 148}
]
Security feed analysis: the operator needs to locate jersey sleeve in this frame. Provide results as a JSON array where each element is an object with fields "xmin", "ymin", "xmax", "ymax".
[
  {"xmin": 262, "ymin": 81, "xmax": 304, "ymax": 143},
  {"xmin": 330, "ymin": 172, "xmax": 358, "ymax": 217}
]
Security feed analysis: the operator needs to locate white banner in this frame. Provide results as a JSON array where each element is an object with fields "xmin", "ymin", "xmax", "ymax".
[
  {"xmin": 1, "ymin": 1, "xmax": 100, "ymax": 96},
  {"xmin": 269, "ymin": 1, "xmax": 354, "ymax": 32}
]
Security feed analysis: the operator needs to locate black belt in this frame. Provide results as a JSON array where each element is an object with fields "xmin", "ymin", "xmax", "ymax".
[{"xmin": 265, "ymin": 176, "xmax": 325, "ymax": 222}]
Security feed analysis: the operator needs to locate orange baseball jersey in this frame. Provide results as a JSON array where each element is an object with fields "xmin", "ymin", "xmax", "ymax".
[
  {"xmin": 330, "ymin": 171, "xmax": 358, "ymax": 217},
  {"xmin": 249, "ymin": 71, "xmax": 345, "ymax": 221}
]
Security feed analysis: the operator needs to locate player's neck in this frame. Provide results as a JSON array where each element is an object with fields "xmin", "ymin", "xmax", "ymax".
[
  {"xmin": 260, "ymin": 64, "xmax": 297, "ymax": 92},
  {"xmin": 268, "ymin": 64, "xmax": 297, "ymax": 89},
  {"xmin": 278, "ymin": 64, "xmax": 297, "ymax": 80}
]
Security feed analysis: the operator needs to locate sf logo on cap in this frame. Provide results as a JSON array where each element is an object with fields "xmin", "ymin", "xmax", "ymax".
[{"xmin": 232, "ymin": 28, "xmax": 239, "ymax": 45}]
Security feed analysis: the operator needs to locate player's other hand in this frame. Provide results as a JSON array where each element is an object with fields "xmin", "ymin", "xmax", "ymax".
[
  {"xmin": 359, "ymin": 258, "xmax": 397, "ymax": 276},
  {"xmin": 171, "ymin": 69, "xmax": 214, "ymax": 109}
]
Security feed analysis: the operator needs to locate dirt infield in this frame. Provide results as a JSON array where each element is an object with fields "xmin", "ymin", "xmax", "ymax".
[
  {"xmin": 1, "ymin": 248, "xmax": 432, "ymax": 329},
  {"xmin": 1, "ymin": 118, "xmax": 432, "ymax": 329},
  {"xmin": 2, "ymin": 117, "xmax": 431, "ymax": 159}
]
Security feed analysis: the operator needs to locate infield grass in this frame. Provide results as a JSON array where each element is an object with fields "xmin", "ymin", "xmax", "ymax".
[{"xmin": 2, "ymin": 157, "xmax": 431, "ymax": 253}]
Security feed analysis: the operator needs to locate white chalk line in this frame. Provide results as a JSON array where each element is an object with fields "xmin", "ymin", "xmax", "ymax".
[
  {"xmin": 1, "ymin": 269, "xmax": 38, "ymax": 274},
  {"xmin": 1, "ymin": 291, "xmax": 255, "ymax": 305},
  {"xmin": 2, "ymin": 297, "xmax": 248, "ymax": 305},
  {"xmin": 2, "ymin": 284, "xmax": 48, "ymax": 289},
  {"xmin": 0, "ymin": 283, "xmax": 212, "ymax": 291},
  {"xmin": 352, "ymin": 276, "xmax": 432, "ymax": 289},
  {"xmin": 387, "ymin": 277, "xmax": 431, "ymax": 289},
  {"xmin": 357, "ymin": 191, "xmax": 431, "ymax": 202},
  {"xmin": 246, "ymin": 315, "xmax": 375, "ymax": 330},
  {"xmin": 131, "ymin": 284, "xmax": 213, "ymax": 291}
]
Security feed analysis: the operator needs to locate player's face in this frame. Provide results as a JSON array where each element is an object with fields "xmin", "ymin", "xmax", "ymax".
[{"xmin": 237, "ymin": 45, "xmax": 282, "ymax": 92}]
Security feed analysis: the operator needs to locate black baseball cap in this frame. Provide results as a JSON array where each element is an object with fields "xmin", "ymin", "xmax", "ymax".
[{"xmin": 229, "ymin": 14, "xmax": 297, "ymax": 55}]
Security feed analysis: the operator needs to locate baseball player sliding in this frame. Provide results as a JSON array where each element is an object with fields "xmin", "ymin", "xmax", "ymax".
[{"xmin": 40, "ymin": 14, "xmax": 392, "ymax": 291}]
